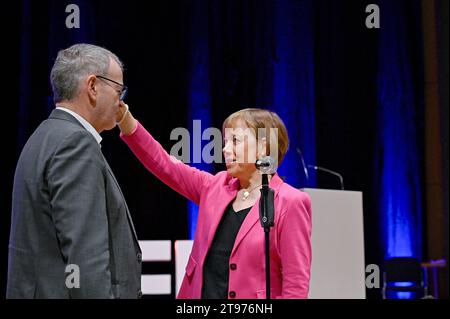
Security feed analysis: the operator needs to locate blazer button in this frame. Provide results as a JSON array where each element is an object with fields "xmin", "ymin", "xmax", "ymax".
[
  {"xmin": 230, "ymin": 263, "xmax": 237, "ymax": 270},
  {"xmin": 137, "ymin": 253, "xmax": 142, "ymax": 263},
  {"xmin": 229, "ymin": 291, "xmax": 236, "ymax": 298},
  {"xmin": 137, "ymin": 289, "xmax": 143, "ymax": 298}
]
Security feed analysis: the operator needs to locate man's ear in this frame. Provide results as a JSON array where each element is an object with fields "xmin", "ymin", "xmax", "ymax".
[{"xmin": 86, "ymin": 75, "xmax": 97, "ymax": 105}]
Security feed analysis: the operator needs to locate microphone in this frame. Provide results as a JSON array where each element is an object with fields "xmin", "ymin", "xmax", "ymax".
[
  {"xmin": 255, "ymin": 156, "xmax": 277, "ymax": 174},
  {"xmin": 296, "ymin": 148, "xmax": 310, "ymax": 184},
  {"xmin": 307, "ymin": 165, "xmax": 344, "ymax": 190}
]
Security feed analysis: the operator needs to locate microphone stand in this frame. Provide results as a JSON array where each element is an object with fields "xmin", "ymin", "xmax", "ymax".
[{"xmin": 259, "ymin": 173, "xmax": 275, "ymax": 299}]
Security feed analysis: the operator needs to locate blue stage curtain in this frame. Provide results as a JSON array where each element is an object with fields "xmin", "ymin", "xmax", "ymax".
[
  {"xmin": 185, "ymin": 0, "xmax": 318, "ymax": 236},
  {"xmin": 18, "ymin": 0, "xmax": 94, "ymax": 150},
  {"xmin": 375, "ymin": 0, "xmax": 424, "ymax": 260},
  {"xmin": 272, "ymin": 0, "xmax": 317, "ymax": 188},
  {"xmin": 186, "ymin": 0, "xmax": 214, "ymax": 239},
  {"xmin": 9, "ymin": 0, "xmax": 428, "ymax": 278}
]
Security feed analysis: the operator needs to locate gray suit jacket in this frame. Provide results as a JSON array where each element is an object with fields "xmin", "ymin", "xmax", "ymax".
[{"xmin": 7, "ymin": 109, "xmax": 142, "ymax": 298}]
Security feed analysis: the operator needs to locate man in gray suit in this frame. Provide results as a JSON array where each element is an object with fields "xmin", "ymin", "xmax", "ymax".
[{"xmin": 7, "ymin": 44, "xmax": 142, "ymax": 298}]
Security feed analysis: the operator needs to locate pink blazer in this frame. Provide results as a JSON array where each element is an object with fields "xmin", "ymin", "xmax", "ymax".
[{"xmin": 121, "ymin": 122, "xmax": 312, "ymax": 299}]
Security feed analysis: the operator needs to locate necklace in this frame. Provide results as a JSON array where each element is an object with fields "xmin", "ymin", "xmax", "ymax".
[{"xmin": 241, "ymin": 183, "xmax": 262, "ymax": 200}]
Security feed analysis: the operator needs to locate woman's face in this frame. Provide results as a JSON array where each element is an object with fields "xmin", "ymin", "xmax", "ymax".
[{"xmin": 223, "ymin": 119, "xmax": 264, "ymax": 179}]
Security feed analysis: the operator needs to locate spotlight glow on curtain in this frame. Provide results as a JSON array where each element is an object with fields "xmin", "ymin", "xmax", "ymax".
[
  {"xmin": 187, "ymin": 0, "xmax": 213, "ymax": 239},
  {"xmin": 375, "ymin": 0, "xmax": 423, "ymax": 260},
  {"xmin": 272, "ymin": 0, "xmax": 317, "ymax": 188}
]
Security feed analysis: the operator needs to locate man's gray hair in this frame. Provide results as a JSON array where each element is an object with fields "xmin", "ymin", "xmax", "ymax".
[{"xmin": 50, "ymin": 43, "xmax": 123, "ymax": 103}]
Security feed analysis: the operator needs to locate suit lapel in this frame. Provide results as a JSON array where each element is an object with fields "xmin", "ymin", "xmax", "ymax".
[
  {"xmin": 205, "ymin": 190, "xmax": 236, "ymax": 249},
  {"xmin": 230, "ymin": 202, "xmax": 261, "ymax": 257},
  {"xmin": 230, "ymin": 174, "xmax": 284, "ymax": 257},
  {"xmin": 103, "ymin": 156, "xmax": 140, "ymax": 247},
  {"xmin": 203, "ymin": 179, "xmax": 239, "ymax": 261}
]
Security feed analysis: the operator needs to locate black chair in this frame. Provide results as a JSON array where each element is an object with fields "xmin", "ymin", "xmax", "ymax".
[{"xmin": 382, "ymin": 257, "xmax": 428, "ymax": 299}]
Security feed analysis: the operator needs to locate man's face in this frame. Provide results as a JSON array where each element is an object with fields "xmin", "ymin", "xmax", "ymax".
[{"xmin": 93, "ymin": 57, "xmax": 124, "ymax": 131}]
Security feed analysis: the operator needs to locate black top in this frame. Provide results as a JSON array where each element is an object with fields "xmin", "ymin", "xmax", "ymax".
[{"xmin": 201, "ymin": 202, "xmax": 252, "ymax": 299}]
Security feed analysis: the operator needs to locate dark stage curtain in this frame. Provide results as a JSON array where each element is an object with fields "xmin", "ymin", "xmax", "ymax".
[{"xmin": 1, "ymin": 0, "xmax": 435, "ymax": 299}]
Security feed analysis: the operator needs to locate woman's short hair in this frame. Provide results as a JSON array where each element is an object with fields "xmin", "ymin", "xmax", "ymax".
[{"xmin": 223, "ymin": 108, "xmax": 289, "ymax": 166}]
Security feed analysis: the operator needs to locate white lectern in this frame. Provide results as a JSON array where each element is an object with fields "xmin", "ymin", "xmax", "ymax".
[{"xmin": 304, "ymin": 188, "xmax": 366, "ymax": 299}]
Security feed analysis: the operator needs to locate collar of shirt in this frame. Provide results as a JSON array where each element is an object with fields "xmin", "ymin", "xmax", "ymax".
[{"xmin": 55, "ymin": 107, "xmax": 102, "ymax": 145}]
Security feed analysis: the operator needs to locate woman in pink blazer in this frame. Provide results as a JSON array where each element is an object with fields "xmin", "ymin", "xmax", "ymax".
[{"xmin": 116, "ymin": 105, "xmax": 312, "ymax": 299}]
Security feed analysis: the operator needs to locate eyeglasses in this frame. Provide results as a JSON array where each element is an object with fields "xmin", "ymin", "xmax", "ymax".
[{"xmin": 96, "ymin": 75, "xmax": 128, "ymax": 101}]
